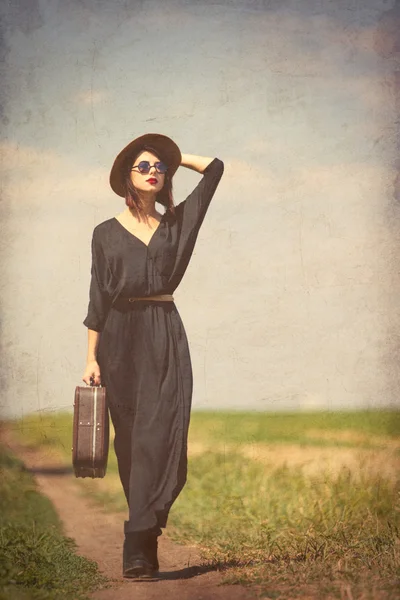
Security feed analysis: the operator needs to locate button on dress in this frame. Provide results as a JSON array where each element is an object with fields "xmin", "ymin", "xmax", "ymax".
[{"xmin": 83, "ymin": 157, "xmax": 224, "ymax": 534}]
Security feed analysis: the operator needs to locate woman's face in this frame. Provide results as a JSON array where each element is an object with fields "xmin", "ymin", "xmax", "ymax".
[{"xmin": 129, "ymin": 150, "xmax": 166, "ymax": 195}]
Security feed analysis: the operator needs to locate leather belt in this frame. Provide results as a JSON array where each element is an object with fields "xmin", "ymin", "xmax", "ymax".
[
  {"xmin": 113, "ymin": 294, "xmax": 175, "ymax": 309},
  {"xmin": 127, "ymin": 294, "xmax": 174, "ymax": 303}
]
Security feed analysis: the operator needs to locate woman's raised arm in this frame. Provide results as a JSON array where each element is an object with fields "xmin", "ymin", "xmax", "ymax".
[{"xmin": 180, "ymin": 153, "xmax": 215, "ymax": 174}]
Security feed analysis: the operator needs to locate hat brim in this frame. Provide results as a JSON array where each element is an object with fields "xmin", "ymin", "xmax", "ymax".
[{"xmin": 109, "ymin": 133, "xmax": 181, "ymax": 200}]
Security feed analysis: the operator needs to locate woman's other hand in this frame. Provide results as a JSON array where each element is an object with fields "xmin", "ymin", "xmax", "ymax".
[
  {"xmin": 82, "ymin": 360, "xmax": 101, "ymax": 385},
  {"xmin": 83, "ymin": 329, "xmax": 101, "ymax": 385}
]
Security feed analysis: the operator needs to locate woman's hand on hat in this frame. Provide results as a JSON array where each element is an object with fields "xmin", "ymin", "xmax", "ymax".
[{"xmin": 180, "ymin": 153, "xmax": 215, "ymax": 174}]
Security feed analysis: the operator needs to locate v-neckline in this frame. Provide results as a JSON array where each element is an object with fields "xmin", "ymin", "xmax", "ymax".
[{"xmin": 113, "ymin": 214, "xmax": 166, "ymax": 249}]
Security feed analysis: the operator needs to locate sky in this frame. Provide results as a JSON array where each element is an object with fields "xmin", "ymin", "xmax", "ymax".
[{"xmin": 1, "ymin": 0, "xmax": 400, "ymax": 418}]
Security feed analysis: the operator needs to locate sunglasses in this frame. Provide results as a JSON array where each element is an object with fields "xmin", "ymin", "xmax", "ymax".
[{"xmin": 131, "ymin": 160, "xmax": 168, "ymax": 174}]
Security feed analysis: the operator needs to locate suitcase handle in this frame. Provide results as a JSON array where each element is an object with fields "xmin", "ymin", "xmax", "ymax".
[{"xmin": 89, "ymin": 376, "xmax": 102, "ymax": 387}]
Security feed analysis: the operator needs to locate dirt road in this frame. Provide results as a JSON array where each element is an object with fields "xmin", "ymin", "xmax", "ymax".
[{"xmin": 3, "ymin": 430, "xmax": 257, "ymax": 600}]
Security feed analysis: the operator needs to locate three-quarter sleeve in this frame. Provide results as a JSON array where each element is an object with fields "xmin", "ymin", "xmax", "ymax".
[
  {"xmin": 83, "ymin": 227, "xmax": 113, "ymax": 332},
  {"xmin": 167, "ymin": 157, "xmax": 224, "ymax": 291},
  {"xmin": 175, "ymin": 158, "xmax": 224, "ymax": 230}
]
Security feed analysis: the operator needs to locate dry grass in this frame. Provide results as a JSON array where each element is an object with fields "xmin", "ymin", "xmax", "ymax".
[{"xmin": 188, "ymin": 440, "xmax": 400, "ymax": 482}]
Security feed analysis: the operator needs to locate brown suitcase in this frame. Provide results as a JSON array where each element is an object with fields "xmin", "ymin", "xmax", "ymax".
[{"xmin": 72, "ymin": 380, "xmax": 110, "ymax": 478}]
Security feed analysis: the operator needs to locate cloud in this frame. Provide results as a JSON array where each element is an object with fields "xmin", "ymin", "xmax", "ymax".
[
  {"xmin": 235, "ymin": 10, "xmax": 381, "ymax": 79},
  {"xmin": 1, "ymin": 142, "xmax": 61, "ymax": 170},
  {"xmin": 74, "ymin": 90, "xmax": 107, "ymax": 105},
  {"xmin": 222, "ymin": 157, "xmax": 283, "ymax": 198},
  {"xmin": 224, "ymin": 157, "xmax": 269, "ymax": 179},
  {"xmin": 0, "ymin": 141, "xmax": 110, "ymax": 207},
  {"xmin": 343, "ymin": 73, "xmax": 395, "ymax": 113},
  {"xmin": 295, "ymin": 162, "xmax": 395, "ymax": 192}
]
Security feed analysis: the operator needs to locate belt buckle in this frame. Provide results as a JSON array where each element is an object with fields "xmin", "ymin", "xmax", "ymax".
[{"xmin": 128, "ymin": 297, "xmax": 136, "ymax": 303}]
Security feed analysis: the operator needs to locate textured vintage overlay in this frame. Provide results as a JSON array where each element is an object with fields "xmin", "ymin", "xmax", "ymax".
[{"xmin": 0, "ymin": 0, "xmax": 399, "ymax": 418}]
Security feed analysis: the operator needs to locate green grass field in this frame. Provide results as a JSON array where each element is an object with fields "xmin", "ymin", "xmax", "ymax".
[
  {"xmin": 8, "ymin": 409, "xmax": 400, "ymax": 599},
  {"xmin": 13, "ymin": 408, "xmax": 400, "ymax": 449},
  {"xmin": 188, "ymin": 409, "xmax": 400, "ymax": 444},
  {"xmin": 0, "ymin": 442, "xmax": 109, "ymax": 600}
]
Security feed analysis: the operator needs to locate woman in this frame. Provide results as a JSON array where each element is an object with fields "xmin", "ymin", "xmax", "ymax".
[{"xmin": 82, "ymin": 133, "xmax": 224, "ymax": 579}]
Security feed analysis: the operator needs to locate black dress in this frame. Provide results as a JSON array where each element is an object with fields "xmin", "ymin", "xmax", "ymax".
[{"xmin": 83, "ymin": 157, "xmax": 224, "ymax": 535}]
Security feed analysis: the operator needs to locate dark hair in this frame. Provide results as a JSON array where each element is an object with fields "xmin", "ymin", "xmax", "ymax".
[{"xmin": 124, "ymin": 145, "xmax": 176, "ymax": 218}]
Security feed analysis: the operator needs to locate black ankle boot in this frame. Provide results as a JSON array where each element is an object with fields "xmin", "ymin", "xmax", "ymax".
[
  {"xmin": 145, "ymin": 534, "xmax": 159, "ymax": 572},
  {"xmin": 123, "ymin": 531, "xmax": 155, "ymax": 578}
]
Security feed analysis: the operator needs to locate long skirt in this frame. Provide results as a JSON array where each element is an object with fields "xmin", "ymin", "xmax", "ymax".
[{"xmin": 97, "ymin": 300, "xmax": 193, "ymax": 535}]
